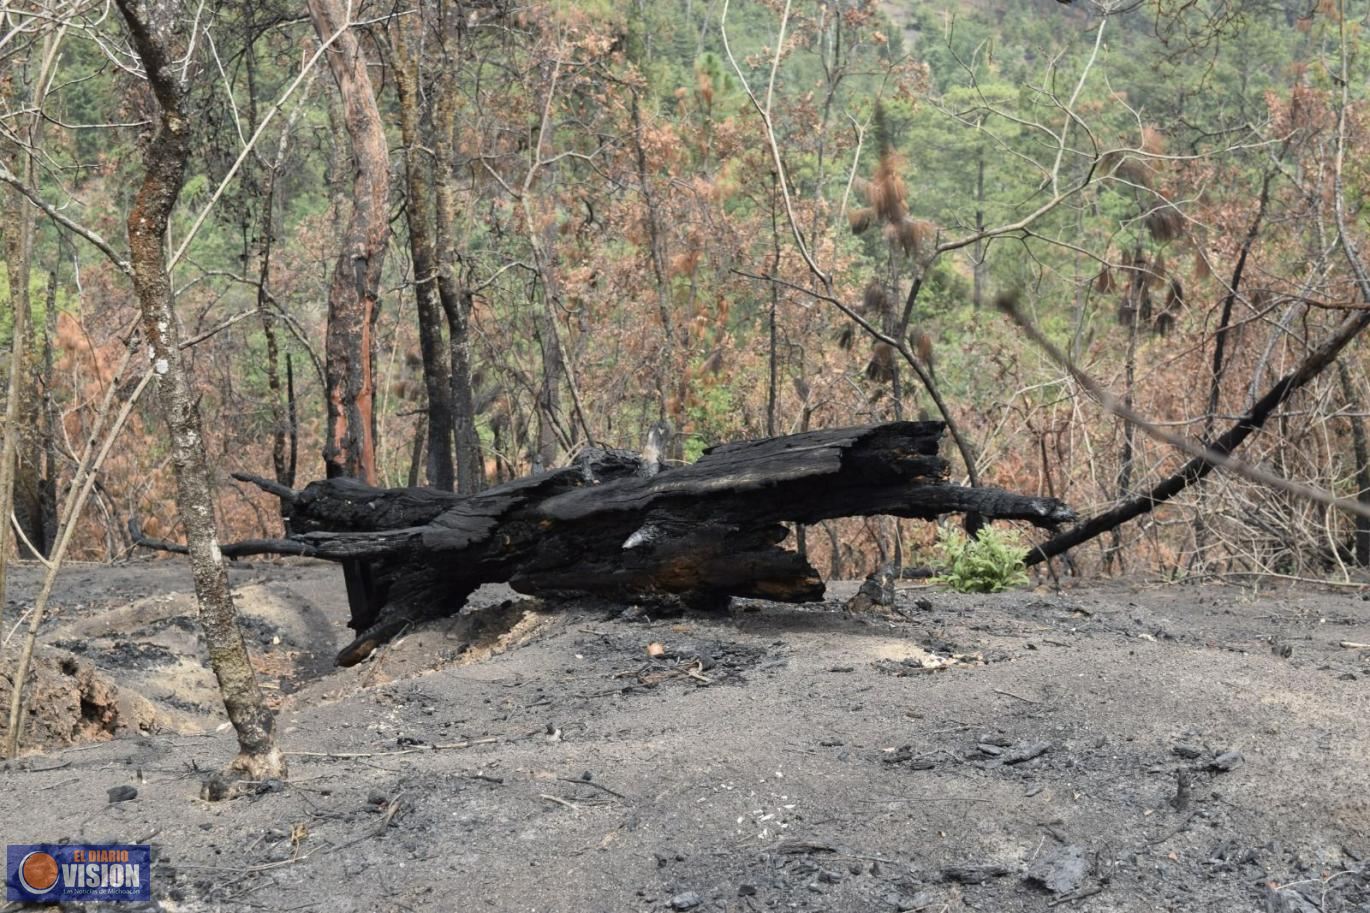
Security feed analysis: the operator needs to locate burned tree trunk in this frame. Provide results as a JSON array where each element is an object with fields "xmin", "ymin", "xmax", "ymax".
[
  {"xmin": 1028, "ymin": 301, "xmax": 1370, "ymax": 567},
  {"xmin": 231, "ymin": 422, "xmax": 1073, "ymax": 666},
  {"xmin": 308, "ymin": 0, "xmax": 389, "ymax": 483},
  {"xmin": 391, "ymin": 23, "xmax": 456, "ymax": 491},
  {"xmin": 431, "ymin": 78, "xmax": 486, "ymax": 495}
]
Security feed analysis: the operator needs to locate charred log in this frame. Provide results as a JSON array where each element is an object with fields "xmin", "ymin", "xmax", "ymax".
[{"xmin": 221, "ymin": 422, "xmax": 1072, "ymax": 666}]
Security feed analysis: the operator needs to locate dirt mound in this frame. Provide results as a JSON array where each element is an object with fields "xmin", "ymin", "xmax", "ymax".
[
  {"xmin": 0, "ymin": 560, "xmax": 348, "ymax": 753},
  {"xmin": 0, "ymin": 646, "xmax": 162, "ymax": 750},
  {"xmin": 289, "ymin": 593, "xmax": 554, "ymax": 700}
]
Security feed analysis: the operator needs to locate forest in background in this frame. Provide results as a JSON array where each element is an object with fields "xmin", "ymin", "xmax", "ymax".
[{"xmin": 2, "ymin": 0, "xmax": 1369, "ymax": 588}]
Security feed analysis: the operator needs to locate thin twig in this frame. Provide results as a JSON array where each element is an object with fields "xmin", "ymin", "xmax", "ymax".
[
  {"xmin": 993, "ymin": 688, "xmax": 1043, "ymax": 705},
  {"xmin": 557, "ymin": 777, "xmax": 630, "ymax": 801}
]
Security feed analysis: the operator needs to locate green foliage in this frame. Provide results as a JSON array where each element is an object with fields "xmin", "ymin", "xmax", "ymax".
[
  {"xmin": 684, "ymin": 382, "xmax": 738, "ymax": 461},
  {"xmin": 933, "ymin": 525, "xmax": 1029, "ymax": 594}
]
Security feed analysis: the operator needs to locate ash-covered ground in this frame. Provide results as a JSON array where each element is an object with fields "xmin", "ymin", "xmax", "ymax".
[{"xmin": 1, "ymin": 559, "xmax": 1368, "ymax": 913}]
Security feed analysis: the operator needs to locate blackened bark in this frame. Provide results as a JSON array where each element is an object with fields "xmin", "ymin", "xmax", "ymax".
[
  {"xmin": 1338, "ymin": 360, "xmax": 1370, "ymax": 565},
  {"xmin": 260, "ymin": 282, "xmax": 288, "ymax": 486},
  {"xmin": 242, "ymin": 21, "xmax": 291, "ymax": 493},
  {"xmin": 231, "ymin": 422, "xmax": 1074, "ymax": 665},
  {"xmin": 432, "ymin": 84, "xmax": 485, "ymax": 493},
  {"xmin": 286, "ymin": 353, "xmax": 298, "ymax": 487},
  {"xmin": 308, "ymin": 0, "xmax": 389, "ymax": 484},
  {"xmin": 407, "ymin": 413, "xmax": 427, "ymax": 488},
  {"xmin": 442, "ymin": 287, "xmax": 485, "ymax": 492},
  {"xmin": 1204, "ymin": 172, "xmax": 1272, "ymax": 441},
  {"xmin": 115, "ymin": 0, "xmax": 283, "ymax": 785},
  {"xmin": 1029, "ymin": 305, "xmax": 1370, "ymax": 566},
  {"xmin": 392, "ymin": 26, "xmax": 456, "ymax": 490}
]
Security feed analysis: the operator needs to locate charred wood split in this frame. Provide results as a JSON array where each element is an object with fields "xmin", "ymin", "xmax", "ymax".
[{"xmin": 207, "ymin": 422, "xmax": 1073, "ymax": 666}]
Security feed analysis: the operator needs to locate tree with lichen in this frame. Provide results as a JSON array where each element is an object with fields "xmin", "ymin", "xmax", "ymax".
[{"xmin": 114, "ymin": 0, "xmax": 284, "ymax": 794}]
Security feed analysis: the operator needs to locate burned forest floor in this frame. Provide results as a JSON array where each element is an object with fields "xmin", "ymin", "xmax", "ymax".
[{"xmin": 1, "ymin": 558, "xmax": 1369, "ymax": 913}]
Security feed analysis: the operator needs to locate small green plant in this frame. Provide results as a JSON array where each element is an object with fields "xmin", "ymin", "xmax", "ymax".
[{"xmin": 933, "ymin": 525, "xmax": 1029, "ymax": 594}]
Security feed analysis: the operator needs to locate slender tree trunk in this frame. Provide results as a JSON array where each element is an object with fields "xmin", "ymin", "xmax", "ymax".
[
  {"xmin": 1338, "ymin": 360, "xmax": 1370, "ymax": 565},
  {"xmin": 246, "ymin": 46, "xmax": 315, "ymax": 496},
  {"xmin": 115, "ymin": 0, "xmax": 283, "ymax": 785},
  {"xmin": 259, "ymin": 269, "xmax": 289, "ymax": 486},
  {"xmin": 0, "ymin": 197, "xmax": 29, "ymax": 616},
  {"xmin": 768, "ymin": 172, "xmax": 780, "ymax": 437},
  {"xmin": 308, "ymin": 0, "xmax": 389, "ymax": 484},
  {"xmin": 251, "ymin": 136, "xmax": 289, "ymax": 492},
  {"xmin": 392, "ymin": 24, "xmax": 456, "ymax": 491},
  {"xmin": 1107, "ymin": 247, "xmax": 1143, "ymax": 572},
  {"xmin": 972, "ymin": 149, "xmax": 986, "ymax": 310},
  {"xmin": 631, "ymin": 91, "xmax": 678, "ymax": 432},
  {"xmin": 286, "ymin": 353, "xmax": 298, "ymax": 486},
  {"xmin": 430, "ymin": 62, "xmax": 485, "ymax": 493},
  {"xmin": 0, "ymin": 18, "xmax": 60, "ymax": 623},
  {"xmin": 12, "ymin": 276, "xmax": 46, "ymax": 559},
  {"xmin": 1204, "ymin": 173, "xmax": 1272, "ymax": 442},
  {"xmin": 36, "ymin": 272, "xmax": 58, "ymax": 555},
  {"xmin": 407, "ymin": 413, "xmax": 427, "ymax": 488},
  {"xmin": 239, "ymin": 17, "xmax": 290, "ymax": 494},
  {"xmin": 523, "ymin": 222, "xmax": 567, "ymax": 468}
]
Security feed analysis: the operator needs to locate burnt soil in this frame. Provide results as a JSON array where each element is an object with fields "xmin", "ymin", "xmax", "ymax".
[{"xmin": 1, "ymin": 558, "xmax": 1368, "ymax": 913}]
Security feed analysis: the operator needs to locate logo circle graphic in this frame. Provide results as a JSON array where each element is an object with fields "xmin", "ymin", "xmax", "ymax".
[{"xmin": 18, "ymin": 851, "xmax": 59, "ymax": 893}]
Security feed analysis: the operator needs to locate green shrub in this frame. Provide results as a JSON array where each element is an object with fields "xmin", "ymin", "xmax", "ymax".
[{"xmin": 933, "ymin": 525, "xmax": 1029, "ymax": 594}]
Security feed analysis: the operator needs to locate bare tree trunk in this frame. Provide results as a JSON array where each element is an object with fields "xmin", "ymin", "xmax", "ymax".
[
  {"xmin": 1107, "ymin": 248, "xmax": 1143, "ymax": 572},
  {"xmin": 0, "ymin": 17, "xmax": 61, "ymax": 623},
  {"xmin": 972, "ymin": 149, "xmax": 986, "ymax": 310},
  {"xmin": 12, "ymin": 275, "xmax": 53, "ymax": 559},
  {"xmin": 429, "ymin": 82, "xmax": 486, "ymax": 492},
  {"xmin": 245, "ymin": 62, "xmax": 303, "ymax": 495},
  {"xmin": 258, "ymin": 49, "xmax": 316, "ymax": 494},
  {"xmin": 1338, "ymin": 359, "xmax": 1370, "ymax": 565},
  {"xmin": 36, "ymin": 272, "xmax": 58, "ymax": 555},
  {"xmin": 392, "ymin": 23, "xmax": 456, "ymax": 491},
  {"xmin": 115, "ymin": 0, "xmax": 283, "ymax": 787},
  {"xmin": 0, "ymin": 195, "xmax": 29, "ymax": 618},
  {"xmin": 308, "ymin": 0, "xmax": 389, "ymax": 484},
  {"xmin": 258, "ymin": 264, "xmax": 289, "ymax": 486},
  {"xmin": 630, "ymin": 90, "xmax": 679, "ymax": 434},
  {"xmin": 440, "ymin": 282, "xmax": 486, "ymax": 491},
  {"xmin": 239, "ymin": 21, "xmax": 289, "ymax": 493}
]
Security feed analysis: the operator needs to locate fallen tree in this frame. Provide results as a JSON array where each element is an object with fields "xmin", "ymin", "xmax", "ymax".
[
  {"xmin": 213, "ymin": 421, "xmax": 1072, "ymax": 666},
  {"xmin": 1013, "ymin": 289, "xmax": 1370, "ymax": 567}
]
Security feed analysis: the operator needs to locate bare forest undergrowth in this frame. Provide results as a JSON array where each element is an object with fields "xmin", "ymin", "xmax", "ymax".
[{"xmin": 1, "ymin": 558, "xmax": 1368, "ymax": 913}]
